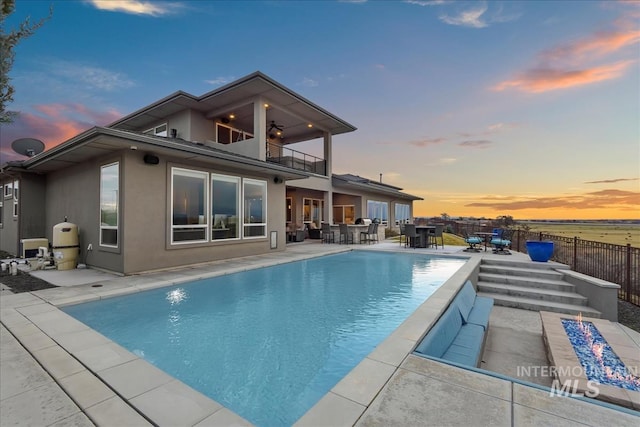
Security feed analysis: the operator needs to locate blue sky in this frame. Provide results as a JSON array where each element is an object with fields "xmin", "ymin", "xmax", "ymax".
[{"xmin": 1, "ymin": 0, "xmax": 638, "ymax": 219}]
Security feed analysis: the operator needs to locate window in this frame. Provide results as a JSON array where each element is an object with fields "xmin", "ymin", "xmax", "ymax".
[
  {"xmin": 216, "ymin": 123, "xmax": 253, "ymax": 145},
  {"xmin": 211, "ymin": 174, "xmax": 240, "ymax": 240},
  {"xmin": 333, "ymin": 205, "xmax": 355, "ymax": 224},
  {"xmin": 395, "ymin": 203, "xmax": 411, "ymax": 225},
  {"xmin": 144, "ymin": 123, "xmax": 168, "ymax": 137},
  {"xmin": 100, "ymin": 163, "xmax": 119, "ymax": 247},
  {"xmin": 243, "ymin": 179, "xmax": 266, "ymax": 238},
  {"xmin": 12, "ymin": 180, "xmax": 18, "ymax": 218},
  {"xmin": 367, "ymin": 200, "xmax": 389, "ymax": 225},
  {"xmin": 0, "ymin": 200, "xmax": 3, "ymax": 226},
  {"xmin": 286, "ymin": 197, "xmax": 292, "ymax": 223},
  {"xmin": 303, "ymin": 198, "xmax": 324, "ymax": 228},
  {"xmin": 3, "ymin": 182, "xmax": 12, "ymax": 198},
  {"xmin": 172, "ymin": 168, "xmax": 208, "ymax": 243}
]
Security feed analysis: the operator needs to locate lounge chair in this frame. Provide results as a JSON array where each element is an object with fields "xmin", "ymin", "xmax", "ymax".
[{"xmin": 463, "ymin": 231, "xmax": 482, "ymax": 252}]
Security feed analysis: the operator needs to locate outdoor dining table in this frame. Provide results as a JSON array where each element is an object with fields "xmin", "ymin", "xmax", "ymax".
[
  {"xmin": 414, "ymin": 226, "xmax": 435, "ymax": 248},
  {"xmin": 474, "ymin": 232, "xmax": 497, "ymax": 252}
]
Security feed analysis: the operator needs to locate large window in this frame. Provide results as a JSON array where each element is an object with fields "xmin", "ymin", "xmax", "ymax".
[
  {"xmin": 172, "ymin": 168, "xmax": 208, "ymax": 243},
  {"xmin": 303, "ymin": 198, "xmax": 323, "ymax": 228},
  {"xmin": 367, "ymin": 200, "xmax": 389, "ymax": 224},
  {"xmin": 395, "ymin": 203, "xmax": 411, "ymax": 224},
  {"xmin": 243, "ymin": 179, "xmax": 267, "ymax": 238},
  {"xmin": 211, "ymin": 174, "xmax": 240, "ymax": 240},
  {"xmin": 100, "ymin": 163, "xmax": 119, "ymax": 247},
  {"xmin": 3, "ymin": 183, "xmax": 11, "ymax": 198},
  {"xmin": 333, "ymin": 205, "xmax": 355, "ymax": 224}
]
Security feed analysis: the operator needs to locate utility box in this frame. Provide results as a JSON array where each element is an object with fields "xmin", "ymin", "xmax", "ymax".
[{"xmin": 21, "ymin": 238, "xmax": 49, "ymax": 258}]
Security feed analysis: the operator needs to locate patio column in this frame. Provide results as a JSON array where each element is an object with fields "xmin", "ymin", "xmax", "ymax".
[
  {"xmin": 323, "ymin": 131, "xmax": 332, "ymax": 178},
  {"xmin": 325, "ymin": 190, "xmax": 333, "ymax": 224},
  {"xmin": 254, "ymin": 98, "xmax": 267, "ymax": 161}
]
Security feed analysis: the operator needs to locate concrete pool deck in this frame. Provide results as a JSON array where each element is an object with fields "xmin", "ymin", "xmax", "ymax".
[{"xmin": 1, "ymin": 241, "xmax": 639, "ymax": 426}]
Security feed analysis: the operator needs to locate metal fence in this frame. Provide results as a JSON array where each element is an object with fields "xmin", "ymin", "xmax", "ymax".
[
  {"xmin": 448, "ymin": 222, "xmax": 639, "ymax": 306},
  {"xmin": 510, "ymin": 230, "xmax": 639, "ymax": 306}
]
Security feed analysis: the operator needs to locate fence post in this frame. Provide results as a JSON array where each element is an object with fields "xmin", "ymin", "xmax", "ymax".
[
  {"xmin": 625, "ymin": 243, "xmax": 632, "ymax": 303},
  {"xmin": 573, "ymin": 236, "xmax": 578, "ymax": 270}
]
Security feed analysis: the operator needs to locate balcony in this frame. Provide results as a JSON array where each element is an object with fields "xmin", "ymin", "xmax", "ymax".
[{"xmin": 266, "ymin": 142, "xmax": 326, "ymax": 175}]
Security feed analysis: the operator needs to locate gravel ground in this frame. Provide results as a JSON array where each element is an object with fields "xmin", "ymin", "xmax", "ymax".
[{"xmin": 1, "ymin": 268, "xmax": 638, "ymax": 333}]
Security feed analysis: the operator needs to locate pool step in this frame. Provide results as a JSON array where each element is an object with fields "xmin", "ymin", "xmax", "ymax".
[
  {"xmin": 477, "ymin": 282, "xmax": 587, "ymax": 306},
  {"xmin": 477, "ymin": 273, "xmax": 576, "ymax": 292},
  {"xmin": 478, "ymin": 292, "xmax": 601, "ymax": 318},
  {"xmin": 477, "ymin": 259, "xmax": 600, "ymax": 318}
]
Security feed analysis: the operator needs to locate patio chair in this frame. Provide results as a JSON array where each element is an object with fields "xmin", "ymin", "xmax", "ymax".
[
  {"xmin": 463, "ymin": 230, "xmax": 482, "ymax": 252},
  {"xmin": 399, "ymin": 223, "xmax": 406, "ymax": 247},
  {"xmin": 339, "ymin": 223, "xmax": 353, "ymax": 244},
  {"xmin": 404, "ymin": 224, "xmax": 418, "ymax": 248},
  {"xmin": 463, "ymin": 230, "xmax": 483, "ymax": 252},
  {"xmin": 491, "ymin": 228, "xmax": 512, "ymax": 254},
  {"xmin": 429, "ymin": 224, "xmax": 445, "ymax": 249},
  {"xmin": 321, "ymin": 222, "xmax": 335, "ymax": 243}
]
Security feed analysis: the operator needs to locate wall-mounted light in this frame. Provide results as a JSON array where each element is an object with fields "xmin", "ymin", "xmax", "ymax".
[{"xmin": 144, "ymin": 154, "xmax": 159, "ymax": 165}]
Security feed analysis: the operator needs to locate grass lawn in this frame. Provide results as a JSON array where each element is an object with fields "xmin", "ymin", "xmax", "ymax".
[{"xmin": 522, "ymin": 223, "xmax": 639, "ymax": 248}]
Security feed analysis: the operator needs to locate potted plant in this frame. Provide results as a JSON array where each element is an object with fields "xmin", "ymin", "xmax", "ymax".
[{"xmin": 525, "ymin": 240, "xmax": 554, "ymax": 262}]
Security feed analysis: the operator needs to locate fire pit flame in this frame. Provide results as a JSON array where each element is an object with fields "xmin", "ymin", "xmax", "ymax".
[{"xmin": 562, "ymin": 313, "xmax": 640, "ymax": 391}]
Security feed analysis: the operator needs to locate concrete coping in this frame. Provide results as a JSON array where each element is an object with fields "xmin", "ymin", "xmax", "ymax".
[{"xmin": 560, "ymin": 270, "xmax": 621, "ymax": 289}]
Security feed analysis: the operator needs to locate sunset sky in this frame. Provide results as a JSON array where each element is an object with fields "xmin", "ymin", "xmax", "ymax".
[{"xmin": 1, "ymin": 0, "xmax": 638, "ymax": 220}]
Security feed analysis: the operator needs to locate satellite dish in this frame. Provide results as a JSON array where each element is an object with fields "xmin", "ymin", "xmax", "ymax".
[{"xmin": 11, "ymin": 138, "xmax": 45, "ymax": 157}]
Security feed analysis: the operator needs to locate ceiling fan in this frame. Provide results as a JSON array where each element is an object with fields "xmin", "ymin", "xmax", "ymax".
[
  {"xmin": 268, "ymin": 120, "xmax": 284, "ymax": 132},
  {"xmin": 268, "ymin": 120, "xmax": 284, "ymax": 139}
]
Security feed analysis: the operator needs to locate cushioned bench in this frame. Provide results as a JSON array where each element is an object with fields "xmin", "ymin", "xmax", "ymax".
[{"xmin": 414, "ymin": 281, "xmax": 493, "ymax": 367}]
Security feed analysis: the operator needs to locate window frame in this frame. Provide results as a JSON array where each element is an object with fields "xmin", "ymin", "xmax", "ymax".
[
  {"xmin": 144, "ymin": 123, "xmax": 168, "ymax": 137},
  {"xmin": 211, "ymin": 173, "xmax": 240, "ymax": 241},
  {"xmin": 394, "ymin": 203, "xmax": 411, "ymax": 225},
  {"xmin": 3, "ymin": 182, "xmax": 12, "ymax": 198},
  {"xmin": 367, "ymin": 200, "xmax": 389, "ymax": 225},
  {"xmin": 171, "ymin": 167, "xmax": 209, "ymax": 245},
  {"xmin": 242, "ymin": 178, "xmax": 267, "ymax": 239},
  {"xmin": 100, "ymin": 162, "xmax": 119, "ymax": 248}
]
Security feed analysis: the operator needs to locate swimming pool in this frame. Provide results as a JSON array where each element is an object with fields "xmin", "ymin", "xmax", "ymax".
[{"xmin": 63, "ymin": 251, "xmax": 466, "ymax": 426}]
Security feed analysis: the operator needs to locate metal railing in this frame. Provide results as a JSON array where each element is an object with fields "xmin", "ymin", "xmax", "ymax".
[
  {"xmin": 509, "ymin": 230, "xmax": 639, "ymax": 306},
  {"xmin": 447, "ymin": 222, "xmax": 639, "ymax": 305},
  {"xmin": 266, "ymin": 142, "xmax": 326, "ymax": 175}
]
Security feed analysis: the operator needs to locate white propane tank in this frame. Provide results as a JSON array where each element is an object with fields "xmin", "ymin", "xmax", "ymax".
[{"xmin": 52, "ymin": 220, "xmax": 79, "ymax": 270}]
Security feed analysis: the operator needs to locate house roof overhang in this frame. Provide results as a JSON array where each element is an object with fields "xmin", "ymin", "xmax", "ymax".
[
  {"xmin": 108, "ymin": 71, "xmax": 357, "ymax": 145},
  {"xmin": 332, "ymin": 174, "xmax": 423, "ymax": 201},
  {"xmin": 6, "ymin": 127, "xmax": 310, "ymax": 180}
]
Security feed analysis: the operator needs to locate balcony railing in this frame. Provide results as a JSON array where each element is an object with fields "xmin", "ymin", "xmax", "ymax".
[{"xmin": 266, "ymin": 142, "xmax": 326, "ymax": 175}]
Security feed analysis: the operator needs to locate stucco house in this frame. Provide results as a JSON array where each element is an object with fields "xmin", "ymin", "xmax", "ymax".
[{"xmin": 0, "ymin": 71, "xmax": 421, "ymax": 274}]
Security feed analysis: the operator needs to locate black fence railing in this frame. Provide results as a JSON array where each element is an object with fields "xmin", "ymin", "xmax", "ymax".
[
  {"xmin": 266, "ymin": 142, "xmax": 326, "ymax": 175},
  {"xmin": 509, "ymin": 230, "xmax": 639, "ymax": 306},
  {"xmin": 448, "ymin": 219, "xmax": 639, "ymax": 307}
]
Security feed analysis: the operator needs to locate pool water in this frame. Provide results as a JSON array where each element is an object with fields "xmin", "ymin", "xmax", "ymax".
[{"xmin": 63, "ymin": 251, "xmax": 466, "ymax": 426}]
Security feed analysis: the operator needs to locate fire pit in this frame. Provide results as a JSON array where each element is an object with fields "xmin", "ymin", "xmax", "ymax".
[{"xmin": 541, "ymin": 311, "xmax": 640, "ymax": 410}]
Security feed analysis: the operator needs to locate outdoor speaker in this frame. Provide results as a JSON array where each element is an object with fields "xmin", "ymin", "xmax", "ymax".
[
  {"xmin": 144, "ymin": 154, "xmax": 159, "ymax": 165},
  {"xmin": 273, "ymin": 176, "xmax": 284, "ymax": 184}
]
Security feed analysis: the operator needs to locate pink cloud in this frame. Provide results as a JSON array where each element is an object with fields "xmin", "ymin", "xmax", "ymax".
[
  {"xmin": 0, "ymin": 103, "xmax": 121, "ymax": 162},
  {"xmin": 493, "ymin": 18, "xmax": 639, "ymax": 93},
  {"xmin": 493, "ymin": 61, "xmax": 634, "ymax": 93},
  {"xmin": 465, "ymin": 189, "xmax": 639, "ymax": 210}
]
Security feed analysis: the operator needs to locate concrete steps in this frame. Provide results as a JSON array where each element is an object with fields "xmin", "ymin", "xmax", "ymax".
[{"xmin": 477, "ymin": 259, "xmax": 601, "ymax": 318}]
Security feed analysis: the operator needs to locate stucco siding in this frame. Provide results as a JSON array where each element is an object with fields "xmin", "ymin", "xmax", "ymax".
[
  {"xmin": 121, "ymin": 151, "xmax": 287, "ymax": 274},
  {"xmin": 45, "ymin": 154, "xmax": 124, "ymax": 273}
]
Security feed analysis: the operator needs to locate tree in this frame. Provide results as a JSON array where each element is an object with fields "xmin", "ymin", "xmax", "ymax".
[
  {"xmin": 0, "ymin": 0, "xmax": 51, "ymax": 123},
  {"xmin": 494, "ymin": 215, "xmax": 516, "ymax": 229},
  {"xmin": 440, "ymin": 212, "xmax": 450, "ymax": 221}
]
